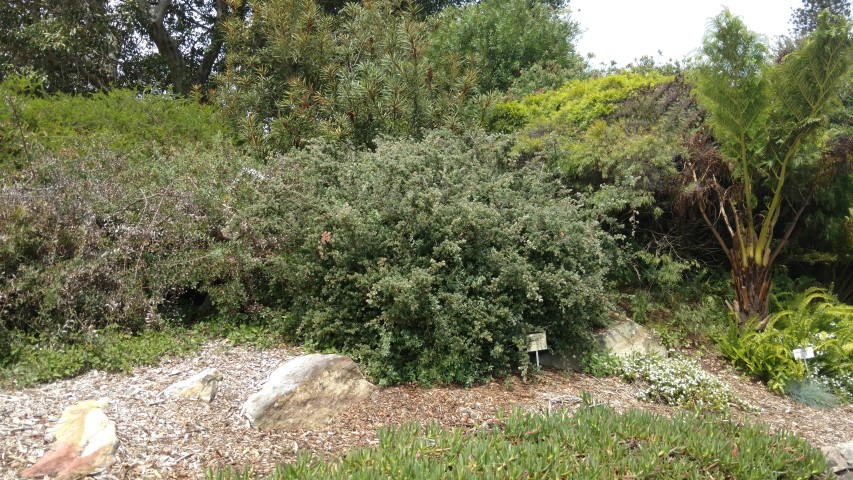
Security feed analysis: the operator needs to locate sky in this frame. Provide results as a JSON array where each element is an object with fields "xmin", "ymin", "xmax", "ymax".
[{"xmin": 569, "ymin": 0, "xmax": 802, "ymax": 68}]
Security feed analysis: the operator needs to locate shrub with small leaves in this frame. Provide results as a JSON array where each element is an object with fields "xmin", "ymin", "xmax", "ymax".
[{"xmin": 252, "ymin": 131, "xmax": 616, "ymax": 385}]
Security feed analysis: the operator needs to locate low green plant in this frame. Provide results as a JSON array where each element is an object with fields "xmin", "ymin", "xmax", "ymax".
[
  {"xmin": 208, "ymin": 402, "xmax": 827, "ymax": 479},
  {"xmin": 579, "ymin": 349, "xmax": 623, "ymax": 378},
  {"xmin": 0, "ymin": 325, "xmax": 206, "ymax": 388},
  {"xmin": 717, "ymin": 287, "xmax": 853, "ymax": 398},
  {"xmin": 621, "ymin": 353, "xmax": 750, "ymax": 412}
]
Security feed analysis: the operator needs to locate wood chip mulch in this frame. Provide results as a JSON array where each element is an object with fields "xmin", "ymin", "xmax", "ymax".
[{"xmin": 1, "ymin": 340, "xmax": 851, "ymax": 479}]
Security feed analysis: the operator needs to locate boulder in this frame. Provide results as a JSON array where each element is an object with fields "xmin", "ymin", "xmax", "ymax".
[
  {"xmin": 839, "ymin": 441, "xmax": 853, "ymax": 465},
  {"xmin": 162, "ymin": 368, "xmax": 221, "ymax": 402},
  {"xmin": 596, "ymin": 316, "xmax": 665, "ymax": 357},
  {"xmin": 822, "ymin": 446, "xmax": 849, "ymax": 474},
  {"xmin": 539, "ymin": 315, "xmax": 664, "ymax": 370},
  {"xmin": 21, "ymin": 398, "xmax": 119, "ymax": 480},
  {"xmin": 241, "ymin": 354, "xmax": 376, "ymax": 430}
]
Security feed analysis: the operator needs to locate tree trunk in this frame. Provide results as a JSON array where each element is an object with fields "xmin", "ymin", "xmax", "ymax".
[
  {"xmin": 136, "ymin": 0, "xmax": 189, "ymax": 95},
  {"xmin": 730, "ymin": 252, "xmax": 772, "ymax": 330}
]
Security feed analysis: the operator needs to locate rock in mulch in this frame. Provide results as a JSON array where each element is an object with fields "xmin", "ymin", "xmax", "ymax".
[
  {"xmin": 241, "ymin": 354, "xmax": 376, "ymax": 430},
  {"xmin": 162, "ymin": 368, "xmax": 221, "ymax": 403},
  {"xmin": 21, "ymin": 398, "xmax": 118, "ymax": 480},
  {"xmin": 825, "ymin": 441, "xmax": 853, "ymax": 479},
  {"xmin": 539, "ymin": 315, "xmax": 665, "ymax": 369}
]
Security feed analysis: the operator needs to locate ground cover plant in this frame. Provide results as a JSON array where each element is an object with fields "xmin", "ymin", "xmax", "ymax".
[
  {"xmin": 717, "ymin": 287, "xmax": 853, "ymax": 402},
  {"xmin": 209, "ymin": 401, "xmax": 828, "ymax": 480},
  {"xmin": 0, "ymin": 77, "xmax": 227, "ymax": 169}
]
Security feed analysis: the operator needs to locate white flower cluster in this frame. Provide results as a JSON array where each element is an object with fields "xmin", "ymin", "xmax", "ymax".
[
  {"xmin": 621, "ymin": 354, "xmax": 749, "ymax": 412},
  {"xmin": 817, "ymin": 372, "xmax": 853, "ymax": 401}
]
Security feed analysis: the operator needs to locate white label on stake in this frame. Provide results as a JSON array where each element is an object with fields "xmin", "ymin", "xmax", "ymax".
[
  {"xmin": 792, "ymin": 347, "xmax": 815, "ymax": 360},
  {"xmin": 527, "ymin": 333, "xmax": 548, "ymax": 352}
]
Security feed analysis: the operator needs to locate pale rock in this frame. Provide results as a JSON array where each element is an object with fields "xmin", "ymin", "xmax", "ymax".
[
  {"xmin": 162, "ymin": 368, "xmax": 221, "ymax": 402},
  {"xmin": 539, "ymin": 315, "xmax": 665, "ymax": 370},
  {"xmin": 596, "ymin": 315, "xmax": 666, "ymax": 357},
  {"xmin": 839, "ymin": 441, "xmax": 853, "ymax": 466},
  {"xmin": 241, "ymin": 354, "xmax": 376, "ymax": 430},
  {"xmin": 822, "ymin": 446, "xmax": 849, "ymax": 473},
  {"xmin": 21, "ymin": 398, "xmax": 119, "ymax": 480}
]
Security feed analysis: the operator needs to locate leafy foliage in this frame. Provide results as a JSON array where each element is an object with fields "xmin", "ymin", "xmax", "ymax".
[
  {"xmin": 428, "ymin": 0, "xmax": 585, "ymax": 93},
  {"xmin": 251, "ymin": 131, "xmax": 616, "ymax": 385},
  {"xmin": 0, "ymin": 0, "xmax": 124, "ymax": 93},
  {"xmin": 0, "ymin": 77, "xmax": 227, "ymax": 167},
  {"xmin": 209, "ymin": 403, "xmax": 828, "ymax": 479},
  {"xmin": 717, "ymin": 287, "xmax": 853, "ymax": 397},
  {"xmin": 791, "ymin": 0, "xmax": 852, "ymax": 36}
]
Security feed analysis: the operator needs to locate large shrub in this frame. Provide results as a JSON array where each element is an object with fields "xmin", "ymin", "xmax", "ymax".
[
  {"xmin": 253, "ymin": 132, "xmax": 616, "ymax": 385},
  {"xmin": 0, "ymin": 138, "xmax": 262, "ymax": 352}
]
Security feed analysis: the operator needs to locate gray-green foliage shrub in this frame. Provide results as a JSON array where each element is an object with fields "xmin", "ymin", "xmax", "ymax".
[
  {"xmin": 253, "ymin": 131, "xmax": 615, "ymax": 385},
  {"xmin": 0, "ymin": 137, "xmax": 261, "ymax": 350},
  {"xmin": 209, "ymin": 403, "xmax": 828, "ymax": 480}
]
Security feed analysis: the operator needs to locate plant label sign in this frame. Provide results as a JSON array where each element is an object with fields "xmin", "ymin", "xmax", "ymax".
[
  {"xmin": 792, "ymin": 347, "xmax": 814, "ymax": 360},
  {"xmin": 527, "ymin": 333, "xmax": 547, "ymax": 352}
]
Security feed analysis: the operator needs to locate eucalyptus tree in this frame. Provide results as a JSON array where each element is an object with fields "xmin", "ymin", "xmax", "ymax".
[{"xmin": 683, "ymin": 10, "xmax": 852, "ymax": 328}]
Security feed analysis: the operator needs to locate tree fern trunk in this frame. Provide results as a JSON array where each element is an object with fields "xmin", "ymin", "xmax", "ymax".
[{"xmin": 731, "ymin": 254, "xmax": 772, "ymax": 329}]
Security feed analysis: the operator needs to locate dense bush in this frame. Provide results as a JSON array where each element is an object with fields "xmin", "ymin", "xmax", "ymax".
[
  {"xmin": 0, "ymin": 137, "xmax": 263, "ymax": 355},
  {"xmin": 717, "ymin": 288, "xmax": 853, "ymax": 399},
  {"xmin": 429, "ymin": 0, "xmax": 586, "ymax": 92},
  {"xmin": 217, "ymin": 0, "xmax": 482, "ymax": 153},
  {"xmin": 210, "ymin": 402, "xmax": 828, "ymax": 479},
  {"xmin": 251, "ymin": 131, "xmax": 617, "ymax": 385}
]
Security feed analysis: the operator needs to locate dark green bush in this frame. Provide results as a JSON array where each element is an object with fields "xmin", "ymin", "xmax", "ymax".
[
  {"xmin": 210, "ymin": 402, "xmax": 828, "ymax": 479},
  {"xmin": 429, "ymin": 0, "xmax": 586, "ymax": 92},
  {"xmin": 253, "ymin": 131, "xmax": 616, "ymax": 385}
]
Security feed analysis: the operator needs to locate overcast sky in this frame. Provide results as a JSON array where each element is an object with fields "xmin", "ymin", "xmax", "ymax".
[{"xmin": 570, "ymin": 0, "xmax": 802, "ymax": 68}]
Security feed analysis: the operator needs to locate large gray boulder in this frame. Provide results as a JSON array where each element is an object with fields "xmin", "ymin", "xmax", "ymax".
[
  {"xmin": 241, "ymin": 354, "xmax": 376, "ymax": 430},
  {"xmin": 539, "ymin": 315, "xmax": 665, "ymax": 370}
]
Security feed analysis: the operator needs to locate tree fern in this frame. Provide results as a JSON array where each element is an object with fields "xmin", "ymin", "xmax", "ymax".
[{"xmin": 687, "ymin": 10, "xmax": 852, "ymax": 325}]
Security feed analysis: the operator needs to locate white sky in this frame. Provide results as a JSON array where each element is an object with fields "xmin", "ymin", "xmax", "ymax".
[{"xmin": 570, "ymin": 0, "xmax": 801, "ymax": 68}]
